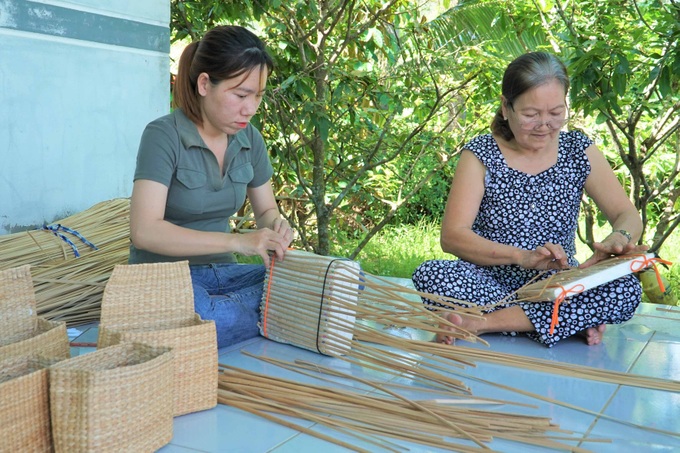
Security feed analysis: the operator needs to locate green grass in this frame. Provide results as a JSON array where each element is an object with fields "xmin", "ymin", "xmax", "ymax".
[{"xmin": 331, "ymin": 219, "xmax": 449, "ymax": 278}]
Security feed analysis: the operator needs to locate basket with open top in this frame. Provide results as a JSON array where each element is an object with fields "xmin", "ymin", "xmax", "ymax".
[
  {"xmin": 97, "ymin": 260, "xmax": 217, "ymax": 416},
  {"xmin": 0, "ymin": 265, "xmax": 69, "ymax": 362}
]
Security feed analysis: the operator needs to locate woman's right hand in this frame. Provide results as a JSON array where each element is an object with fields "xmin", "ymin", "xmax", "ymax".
[
  {"xmin": 235, "ymin": 228, "xmax": 290, "ymax": 268},
  {"xmin": 518, "ymin": 243, "xmax": 570, "ymax": 270}
]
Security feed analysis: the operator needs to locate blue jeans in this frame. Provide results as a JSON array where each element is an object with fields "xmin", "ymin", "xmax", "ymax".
[{"xmin": 190, "ymin": 263, "xmax": 265, "ymax": 349}]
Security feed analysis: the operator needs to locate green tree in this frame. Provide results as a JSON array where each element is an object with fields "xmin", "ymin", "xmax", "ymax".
[
  {"xmin": 170, "ymin": 0, "xmax": 679, "ymax": 257},
  {"xmin": 552, "ymin": 0, "xmax": 680, "ymax": 252},
  {"xmin": 257, "ymin": 1, "xmax": 483, "ymax": 256}
]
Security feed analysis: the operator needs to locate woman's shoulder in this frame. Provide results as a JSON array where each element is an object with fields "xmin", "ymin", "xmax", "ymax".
[
  {"xmin": 560, "ymin": 130, "xmax": 594, "ymax": 149},
  {"xmin": 464, "ymin": 133, "xmax": 495, "ymax": 150},
  {"xmin": 463, "ymin": 134, "xmax": 500, "ymax": 164}
]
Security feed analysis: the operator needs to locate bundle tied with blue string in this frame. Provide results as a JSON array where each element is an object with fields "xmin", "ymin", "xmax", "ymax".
[{"xmin": 0, "ymin": 198, "xmax": 131, "ymax": 324}]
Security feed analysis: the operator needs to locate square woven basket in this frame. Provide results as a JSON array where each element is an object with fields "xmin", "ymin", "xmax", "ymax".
[
  {"xmin": 0, "ymin": 356, "xmax": 52, "ymax": 452},
  {"xmin": 0, "ymin": 265, "xmax": 69, "ymax": 362},
  {"xmin": 97, "ymin": 261, "xmax": 217, "ymax": 416},
  {"xmin": 49, "ymin": 342, "xmax": 174, "ymax": 452}
]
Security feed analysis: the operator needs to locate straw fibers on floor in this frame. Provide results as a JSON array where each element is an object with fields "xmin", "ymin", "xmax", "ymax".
[{"xmin": 215, "ymin": 250, "xmax": 680, "ymax": 452}]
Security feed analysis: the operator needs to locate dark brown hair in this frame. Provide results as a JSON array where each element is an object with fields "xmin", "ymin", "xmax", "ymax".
[
  {"xmin": 173, "ymin": 25, "xmax": 274, "ymax": 125},
  {"xmin": 491, "ymin": 52, "xmax": 569, "ymax": 140}
]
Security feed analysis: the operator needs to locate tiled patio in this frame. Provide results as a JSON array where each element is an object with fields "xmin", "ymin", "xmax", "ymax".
[{"xmin": 69, "ymin": 300, "xmax": 679, "ymax": 453}]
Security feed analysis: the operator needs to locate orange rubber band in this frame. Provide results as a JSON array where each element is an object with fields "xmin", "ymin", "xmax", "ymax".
[
  {"xmin": 261, "ymin": 255, "xmax": 277, "ymax": 337},
  {"xmin": 629, "ymin": 254, "xmax": 673, "ymax": 293},
  {"xmin": 549, "ymin": 284, "xmax": 585, "ymax": 335}
]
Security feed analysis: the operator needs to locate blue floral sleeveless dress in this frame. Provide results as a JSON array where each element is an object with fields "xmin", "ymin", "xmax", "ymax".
[{"xmin": 412, "ymin": 131, "xmax": 642, "ymax": 347}]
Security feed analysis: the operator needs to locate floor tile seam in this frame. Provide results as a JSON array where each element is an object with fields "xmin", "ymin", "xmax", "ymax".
[
  {"xmin": 578, "ymin": 330, "xmax": 660, "ymax": 449},
  {"xmin": 627, "ymin": 330, "xmax": 655, "ymax": 373},
  {"xmin": 165, "ymin": 443, "xmax": 211, "ymax": 453},
  {"xmin": 266, "ymin": 429, "xmax": 316, "ymax": 452},
  {"xmin": 577, "ymin": 382, "xmax": 623, "ymax": 450}
]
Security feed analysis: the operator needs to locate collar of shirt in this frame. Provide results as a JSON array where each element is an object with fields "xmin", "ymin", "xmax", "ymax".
[{"xmin": 173, "ymin": 108, "xmax": 252, "ymax": 152}]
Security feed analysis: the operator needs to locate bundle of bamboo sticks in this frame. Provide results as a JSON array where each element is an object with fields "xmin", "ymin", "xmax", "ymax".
[
  {"xmin": 0, "ymin": 199, "xmax": 131, "ymax": 324},
  {"xmin": 218, "ymin": 361, "xmax": 604, "ymax": 452}
]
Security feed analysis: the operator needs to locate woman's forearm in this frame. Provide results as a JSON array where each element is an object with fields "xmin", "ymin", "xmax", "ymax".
[{"xmin": 441, "ymin": 227, "xmax": 524, "ymax": 266}]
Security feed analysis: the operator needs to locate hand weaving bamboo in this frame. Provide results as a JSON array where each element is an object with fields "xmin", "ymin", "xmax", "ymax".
[
  {"xmin": 516, "ymin": 252, "xmax": 671, "ymax": 334},
  {"xmin": 516, "ymin": 252, "xmax": 662, "ymax": 302}
]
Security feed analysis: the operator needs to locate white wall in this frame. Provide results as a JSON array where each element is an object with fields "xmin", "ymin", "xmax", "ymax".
[{"xmin": 0, "ymin": 0, "xmax": 169, "ymax": 233}]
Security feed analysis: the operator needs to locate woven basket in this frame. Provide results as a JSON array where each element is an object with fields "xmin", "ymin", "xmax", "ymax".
[
  {"xmin": 0, "ymin": 356, "xmax": 52, "ymax": 452},
  {"xmin": 97, "ymin": 261, "xmax": 217, "ymax": 416},
  {"xmin": 49, "ymin": 342, "xmax": 173, "ymax": 452},
  {"xmin": 0, "ymin": 265, "xmax": 69, "ymax": 362}
]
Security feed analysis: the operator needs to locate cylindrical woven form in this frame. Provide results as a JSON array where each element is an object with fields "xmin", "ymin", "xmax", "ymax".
[
  {"xmin": 0, "ymin": 265, "xmax": 70, "ymax": 362},
  {"xmin": 98, "ymin": 261, "xmax": 218, "ymax": 416},
  {"xmin": 260, "ymin": 250, "xmax": 362, "ymax": 356},
  {"xmin": 49, "ymin": 342, "xmax": 174, "ymax": 453},
  {"xmin": 0, "ymin": 356, "xmax": 52, "ymax": 452}
]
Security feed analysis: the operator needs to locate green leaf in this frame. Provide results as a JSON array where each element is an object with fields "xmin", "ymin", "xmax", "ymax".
[
  {"xmin": 659, "ymin": 66, "xmax": 672, "ymax": 97},
  {"xmin": 612, "ymin": 72, "xmax": 627, "ymax": 97}
]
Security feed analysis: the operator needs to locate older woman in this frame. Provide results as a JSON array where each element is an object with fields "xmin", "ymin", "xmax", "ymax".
[{"xmin": 413, "ymin": 52, "xmax": 647, "ymax": 347}]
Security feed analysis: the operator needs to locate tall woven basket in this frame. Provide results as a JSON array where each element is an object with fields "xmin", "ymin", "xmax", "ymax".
[
  {"xmin": 0, "ymin": 356, "xmax": 52, "ymax": 452},
  {"xmin": 0, "ymin": 265, "xmax": 69, "ymax": 362},
  {"xmin": 97, "ymin": 261, "xmax": 217, "ymax": 416},
  {"xmin": 49, "ymin": 342, "xmax": 174, "ymax": 452}
]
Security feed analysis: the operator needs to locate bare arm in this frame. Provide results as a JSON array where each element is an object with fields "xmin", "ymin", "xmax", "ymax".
[
  {"xmin": 580, "ymin": 144, "xmax": 647, "ymax": 267},
  {"xmin": 441, "ymin": 150, "xmax": 568, "ymax": 269},
  {"xmin": 129, "ymin": 179, "xmax": 292, "ymax": 266},
  {"xmin": 129, "ymin": 179, "xmax": 241, "ymax": 256}
]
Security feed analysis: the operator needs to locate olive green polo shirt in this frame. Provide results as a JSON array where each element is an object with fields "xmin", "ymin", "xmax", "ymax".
[{"xmin": 128, "ymin": 109, "xmax": 274, "ymax": 265}]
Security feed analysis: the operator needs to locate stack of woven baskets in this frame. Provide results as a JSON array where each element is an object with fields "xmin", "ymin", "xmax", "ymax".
[
  {"xmin": 0, "ymin": 265, "xmax": 70, "ymax": 451},
  {"xmin": 97, "ymin": 260, "xmax": 218, "ymax": 416},
  {"xmin": 1, "ymin": 260, "xmax": 217, "ymax": 451}
]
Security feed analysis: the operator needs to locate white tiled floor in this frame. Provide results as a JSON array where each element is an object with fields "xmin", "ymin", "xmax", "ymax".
[{"xmin": 69, "ymin": 302, "xmax": 680, "ymax": 453}]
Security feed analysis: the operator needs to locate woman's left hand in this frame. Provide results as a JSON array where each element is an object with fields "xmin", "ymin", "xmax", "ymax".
[
  {"xmin": 580, "ymin": 233, "xmax": 649, "ymax": 269},
  {"xmin": 270, "ymin": 217, "xmax": 294, "ymax": 248}
]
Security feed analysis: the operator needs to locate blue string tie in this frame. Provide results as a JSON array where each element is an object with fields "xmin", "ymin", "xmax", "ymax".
[{"xmin": 42, "ymin": 223, "xmax": 99, "ymax": 258}]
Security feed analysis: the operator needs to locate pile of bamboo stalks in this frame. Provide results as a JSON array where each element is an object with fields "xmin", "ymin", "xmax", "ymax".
[
  {"xmin": 218, "ymin": 358, "xmax": 605, "ymax": 453},
  {"xmin": 0, "ymin": 199, "xmax": 131, "ymax": 324}
]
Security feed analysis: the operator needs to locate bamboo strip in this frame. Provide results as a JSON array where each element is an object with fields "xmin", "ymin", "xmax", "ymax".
[
  {"xmin": 217, "ymin": 364, "xmax": 597, "ymax": 452},
  {"xmin": 439, "ymin": 345, "xmax": 680, "ymax": 393}
]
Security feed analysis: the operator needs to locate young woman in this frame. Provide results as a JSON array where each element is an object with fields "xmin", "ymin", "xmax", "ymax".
[{"xmin": 129, "ymin": 25, "xmax": 293, "ymax": 348}]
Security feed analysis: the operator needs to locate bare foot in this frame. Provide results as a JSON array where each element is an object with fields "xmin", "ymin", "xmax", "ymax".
[
  {"xmin": 436, "ymin": 312, "xmax": 464, "ymax": 345},
  {"xmin": 579, "ymin": 325, "xmax": 606, "ymax": 346}
]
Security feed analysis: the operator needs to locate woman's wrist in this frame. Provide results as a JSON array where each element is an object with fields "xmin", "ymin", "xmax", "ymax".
[{"xmin": 610, "ymin": 229, "xmax": 631, "ymax": 244}]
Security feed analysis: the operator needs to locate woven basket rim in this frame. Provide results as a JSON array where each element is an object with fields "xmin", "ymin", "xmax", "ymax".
[{"xmin": 100, "ymin": 261, "xmax": 195, "ymax": 328}]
